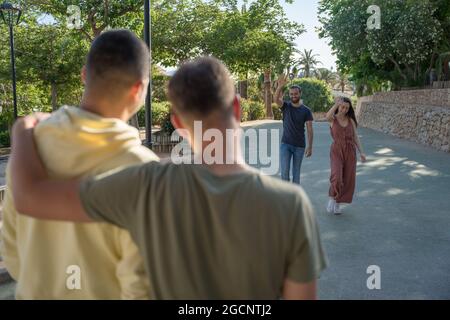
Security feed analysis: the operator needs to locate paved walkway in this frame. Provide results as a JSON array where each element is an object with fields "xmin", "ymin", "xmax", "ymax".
[
  {"xmin": 244, "ymin": 121, "xmax": 450, "ymax": 299},
  {"xmin": 1, "ymin": 121, "xmax": 449, "ymax": 299}
]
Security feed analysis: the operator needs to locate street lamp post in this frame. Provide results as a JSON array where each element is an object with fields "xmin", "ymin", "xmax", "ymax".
[
  {"xmin": 0, "ymin": 2, "xmax": 21, "ymax": 120},
  {"xmin": 144, "ymin": 0, "xmax": 152, "ymax": 148}
]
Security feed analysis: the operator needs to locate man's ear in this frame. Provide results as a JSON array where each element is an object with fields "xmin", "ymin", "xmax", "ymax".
[
  {"xmin": 130, "ymin": 79, "xmax": 147, "ymax": 101},
  {"xmin": 81, "ymin": 66, "xmax": 87, "ymax": 85},
  {"xmin": 171, "ymin": 112, "xmax": 185, "ymax": 131},
  {"xmin": 232, "ymin": 96, "xmax": 241, "ymax": 122}
]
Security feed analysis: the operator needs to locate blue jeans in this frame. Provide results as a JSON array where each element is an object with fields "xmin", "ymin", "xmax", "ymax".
[{"xmin": 280, "ymin": 143, "xmax": 305, "ymax": 185}]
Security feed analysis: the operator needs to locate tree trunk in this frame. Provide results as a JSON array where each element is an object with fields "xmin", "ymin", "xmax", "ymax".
[
  {"xmin": 264, "ymin": 68, "xmax": 273, "ymax": 119},
  {"xmin": 426, "ymin": 52, "xmax": 438, "ymax": 74},
  {"xmin": 444, "ymin": 57, "xmax": 450, "ymax": 81},
  {"xmin": 238, "ymin": 80, "xmax": 248, "ymax": 99},
  {"xmin": 388, "ymin": 57, "xmax": 408, "ymax": 81},
  {"xmin": 51, "ymin": 82, "xmax": 58, "ymax": 111}
]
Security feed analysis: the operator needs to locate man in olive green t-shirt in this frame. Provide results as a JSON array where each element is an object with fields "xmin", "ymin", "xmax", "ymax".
[{"xmin": 10, "ymin": 56, "xmax": 327, "ymax": 299}]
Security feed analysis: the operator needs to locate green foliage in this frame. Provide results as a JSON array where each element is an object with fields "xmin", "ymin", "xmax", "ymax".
[
  {"xmin": 318, "ymin": 0, "xmax": 445, "ymax": 88},
  {"xmin": 137, "ymin": 101, "xmax": 174, "ymax": 134},
  {"xmin": 151, "ymin": 67, "xmax": 170, "ymax": 102},
  {"xmin": 0, "ymin": 130, "xmax": 10, "ymax": 148},
  {"xmin": 240, "ymin": 99, "xmax": 250, "ymax": 121},
  {"xmin": 137, "ymin": 101, "xmax": 171, "ymax": 127},
  {"xmin": 28, "ymin": 0, "xmax": 144, "ymax": 41},
  {"xmin": 272, "ymin": 103, "xmax": 282, "ymax": 120},
  {"xmin": 0, "ymin": 12, "xmax": 88, "ymax": 113},
  {"xmin": 314, "ymin": 68, "xmax": 336, "ymax": 85},
  {"xmin": 0, "ymin": 107, "xmax": 12, "ymax": 147},
  {"xmin": 203, "ymin": 0, "xmax": 305, "ymax": 75},
  {"xmin": 240, "ymin": 99, "xmax": 266, "ymax": 121},
  {"xmin": 160, "ymin": 112, "xmax": 175, "ymax": 135},
  {"xmin": 0, "ymin": 82, "xmax": 50, "ymax": 117},
  {"xmin": 296, "ymin": 49, "xmax": 322, "ymax": 77},
  {"xmin": 246, "ymin": 76, "xmax": 264, "ymax": 102},
  {"xmin": 1, "ymin": 0, "xmax": 303, "ymax": 126},
  {"xmin": 152, "ymin": 0, "xmax": 222, "ymax": 66},
  {"xmin": 286, "ymin": 78, "xmax": 334, "ymax": 112},
  {"xmin": 0, "ymin": 109, "xmax": 12, "ymax": 130}
]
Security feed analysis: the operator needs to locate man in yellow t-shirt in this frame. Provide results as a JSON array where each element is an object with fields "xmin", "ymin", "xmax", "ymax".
[{"xmin": 0, "ymin": 30, "xmax": 158, "ymax": 299}]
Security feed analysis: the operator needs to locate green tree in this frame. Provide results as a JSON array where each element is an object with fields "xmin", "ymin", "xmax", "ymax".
[
  {"xmin": 28, "ymin": 0, "xmax": 144, "ymax": 40},
  {"xmin": 152, "ymin": 0, "xmax": 222, "ymax": 66},
  {"xmin": 296, "ymin": 49, "xmax": 321, "ymax": 78},
  {"xmin": 286, "ymin": 78, "xmax": 334, "ymax": 112},
  {"xmin": 314, "ymin": 68, "xmax": 336, "ymax": 86},
  {"xmin": 204, "ymin": 0, "xmax": 304, "ymax": 118},
  {"xmin": 0, "ymin": 10, "xmax": 87, "ymax": 117},
  {"xmin": 318, "ymin": 0, "xmax": 443, "ymax": 88},
  {"xmin": 334, "ymin": 71, "xmax": 352, "ymax": 93},
  {"xmin": 17, "ymin": 22, "xmax": 87, "ymax": 110}
]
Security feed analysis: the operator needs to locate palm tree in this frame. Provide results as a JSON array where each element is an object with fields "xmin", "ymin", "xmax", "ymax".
[
  {"xmin": 296, "ymin": 49, "xmax": 322, "ymax": 78},
  {"xmin": 334, "ymin": 71, "xmax": 353, "ymax": 93},
  {"xmin": 314, "ymin": 68, "xmax": 336, "ymax": 85}
]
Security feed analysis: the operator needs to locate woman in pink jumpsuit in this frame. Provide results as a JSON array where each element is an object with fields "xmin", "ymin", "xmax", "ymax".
[{"xmin": 326, "ymin": 97, "xmax": 367, "ymax": 215}]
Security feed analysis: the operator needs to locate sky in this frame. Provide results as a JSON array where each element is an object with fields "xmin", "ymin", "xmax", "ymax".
[{"xmin": 280, "ymin": 0, "xmax": 337, "ymax": 70}]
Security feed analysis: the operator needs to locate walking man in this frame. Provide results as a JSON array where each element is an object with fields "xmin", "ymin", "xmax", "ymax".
[{"xmin": 275, "ymin": 77, "xmax": 314, "ymax": 185}]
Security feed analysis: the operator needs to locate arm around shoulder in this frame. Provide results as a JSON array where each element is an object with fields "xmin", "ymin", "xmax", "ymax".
[{"xmin": 10, "ymin": 116, "xmax": 92, "ymax": 223}]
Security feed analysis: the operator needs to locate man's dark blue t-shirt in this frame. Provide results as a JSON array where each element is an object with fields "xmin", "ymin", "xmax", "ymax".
[{"xmin": 281, "ymin": 102, "xmax": 314, "ymax": 148}]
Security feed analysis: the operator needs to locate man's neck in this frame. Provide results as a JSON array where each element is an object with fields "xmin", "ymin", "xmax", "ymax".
[
  {"xmin": 291, "ymin": 100, "xmax": 302, "ymax": 107},
  {"xmin": 80, "ymin": 93, "xmax": 129, "ymax": 122}
]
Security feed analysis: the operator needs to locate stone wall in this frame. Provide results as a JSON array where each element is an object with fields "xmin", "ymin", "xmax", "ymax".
[{"xmin": 356, "ymin": 89, "xmax": 450, "ymax": 153}]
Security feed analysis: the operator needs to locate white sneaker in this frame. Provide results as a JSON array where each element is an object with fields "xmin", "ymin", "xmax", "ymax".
[
  {"xmin": 333, "ymin": 203, "xmax": 342, "ymax": 215},
  {"xmin": 327, "ymin": 199, "xmax": 336, "ymax": 213}
]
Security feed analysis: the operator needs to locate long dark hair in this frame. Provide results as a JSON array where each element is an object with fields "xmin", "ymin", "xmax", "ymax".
[{"xmin": 335, "ymin": 97, "xmax": 357, "ymax": 127}]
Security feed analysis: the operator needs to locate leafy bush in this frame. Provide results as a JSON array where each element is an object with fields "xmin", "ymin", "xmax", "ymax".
[
  {"xmin": 272, "ymin": 103, "xmax": 282, "ymax": 120},
  {"xmin": 284, "ymin": 78, "xmax": 334, "ymax": 112},
  {"xmin": 240, "ymin": 99, "xmax": 266, "ymax": 122},
  {"xmin": 160, "ymin": 112, "xmax": 175, "ymax": 135},
  {"xmin": 240, "ymin": 99, "xmax": 250, "ymax": 122},
  {"xmin": 1, "ymin": 82, "xmax": 51, "ymax": 114},
  {"xmin": 249, "ymin": 100, "xmax": 266, "ymax": 120},
  {"xmin": 0, "ymin": 110, "xmax": 13, "ymax": 132},
  {"xmin": 0, "ymin": 110, "xmax": 13, "ymax": 147},
  {"xmin": 137, "ymin": 101, "xmax": 171, "ymax": 127},
  {"xmin": 152, "ymin": 74, "xmax": 170, "ymax": 103},
  {"xmin": 0, "ymin": 130, "xmax": 10, "ymax": 148}
]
